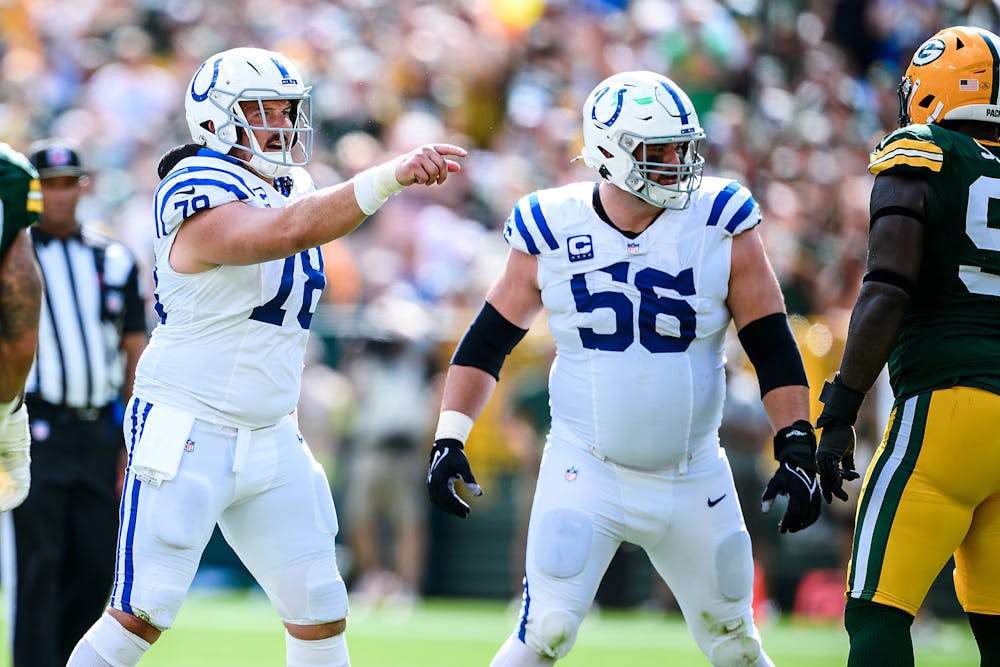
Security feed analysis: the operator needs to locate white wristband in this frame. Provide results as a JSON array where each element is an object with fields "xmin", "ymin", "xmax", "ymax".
[
  {"xmin": 435, "ymin": 410, "xmax": 474, "ymax": 445},
  {"xmin": 353, "ymin": 160, "xmax": 404, "ymax": 216}
]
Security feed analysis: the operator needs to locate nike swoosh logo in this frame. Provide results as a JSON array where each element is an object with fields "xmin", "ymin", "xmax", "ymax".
[
  {"xmin": 176, "ymin": 187, "xmax": 195, "ymax": 195},
  {"xmin": 427, "ymin": 447, "xmax": 449, "ymax": 483},
  {"xmin": 707, "ymin": 494, "xmax": 727, "ymax": 507}
]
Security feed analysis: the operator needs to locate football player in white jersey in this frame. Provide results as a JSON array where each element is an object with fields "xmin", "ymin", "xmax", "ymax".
[
  {"xmin": 427, "ymin": 71, "xmax": 821, "ymax": 666},
  {"xmin": 67, "ymin": 47, "xmax": 465, "ymax": 667}
]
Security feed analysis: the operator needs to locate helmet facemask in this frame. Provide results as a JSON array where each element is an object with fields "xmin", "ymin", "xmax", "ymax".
[
  {"xmin": 620, "ymin": 132, "xmax": 704, "ymax": 209},
  {"xmin": 222, "ymin": 92, "xmax": 313, "ymax": 178}
]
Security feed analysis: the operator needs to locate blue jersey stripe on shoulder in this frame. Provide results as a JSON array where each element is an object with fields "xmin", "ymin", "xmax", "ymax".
[
  {"xmin": 706, "ymin": 181, "xmax": 741, "ymax": 228},
  {"xmin": 528, "ymin": 193, "xmax": 559, "ymax": 251},
  {"xmin": 725, "ymin": 196, "xmax": 757, "ymax": 233},
  {"xmin": 512, "ymin": 206, "xmax": 541, "ymax": 255},
  {"xmin": 196, "ymin": 147, "xmax": 242, "ymax": 165},
  {"xmin": 156, "ymin": 171, "xmax": 252, "ymax": 237},
  {"xmin": 170, "ymin": 162, "xmax": 258, "ymax": 192}
]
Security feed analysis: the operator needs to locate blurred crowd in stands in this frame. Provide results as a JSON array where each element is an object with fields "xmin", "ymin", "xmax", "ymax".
[{"xmin": 3, "ymin": 0, "xmax": 995, "ymax": 620}]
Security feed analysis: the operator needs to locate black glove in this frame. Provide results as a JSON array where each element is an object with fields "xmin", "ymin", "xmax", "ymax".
[
  {"xmin": 761, "ymin": 420, "xmax": 822, "ymax": 533},
  {"xmin": 815, "ymin": 374, "xmax": 865, "ymax": 503},
  {"xmin": 427, "ymin": 438, "xmax": 483, "ymax": 519}
]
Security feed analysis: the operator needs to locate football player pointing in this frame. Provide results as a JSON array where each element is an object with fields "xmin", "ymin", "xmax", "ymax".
[
  {"xmin": 816, "ymin": 26, "xmax": 1000, "ymax": 665},
  {"xmin": 427, "ymin": 71, "xmax": 819, "ymax": 666},
  {"xmin": 67, "ymin": 47, "xmax": 464, "ymax": 667}
]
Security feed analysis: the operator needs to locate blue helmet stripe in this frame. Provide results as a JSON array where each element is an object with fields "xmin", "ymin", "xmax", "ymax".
[
  {"xmin": 270, "ymin": 57, "xmax": 291, "ymax": 78},
  {"xmin": 659, "ymin": 80, "xmax": 690, "ymax": 125},
  {"xmin": 528, "ymin": 193, "xmax": 560, "ymax": 251},
  {"xmin": 706, "ymin": 181, "xmax": 741, "ymax": 227},
  {"xmin": 512, "ymin": 206, "xmax": 541, "ymax": 255}
]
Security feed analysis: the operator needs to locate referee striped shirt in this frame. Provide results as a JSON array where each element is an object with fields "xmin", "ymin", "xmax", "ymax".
[{"xmin": 26, "ymin": 225, "xmax": 146, "ymax": 409}]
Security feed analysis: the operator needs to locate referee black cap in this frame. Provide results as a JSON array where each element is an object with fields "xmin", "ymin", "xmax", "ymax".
[{"xmin": 29, "ymin": 139, "xmax": 85, "ymax": 179}]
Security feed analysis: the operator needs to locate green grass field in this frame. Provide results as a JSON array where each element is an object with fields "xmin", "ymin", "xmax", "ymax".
[{"xmin": 1, "ymin": 591, "xmax": 977, "ymax": 666}]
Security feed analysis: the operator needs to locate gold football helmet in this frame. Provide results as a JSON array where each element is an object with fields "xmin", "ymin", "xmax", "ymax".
[{"xmin": 898, "ymin": 26, "xmax": 1000, "ymax": 127}]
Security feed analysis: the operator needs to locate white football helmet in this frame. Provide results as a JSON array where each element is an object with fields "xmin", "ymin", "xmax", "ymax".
[
  {"xmin": 185, "ymin": 47, "xmax": 313, "ymax": 178},
  {"xmin": 581, "ymin": 71, "xmax": 705, "ymax": 209}
]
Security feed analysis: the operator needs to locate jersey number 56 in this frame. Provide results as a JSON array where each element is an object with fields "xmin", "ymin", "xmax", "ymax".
[{"xmin": 572, "ymin": 261, "xmax": 696, "ymax": 353}]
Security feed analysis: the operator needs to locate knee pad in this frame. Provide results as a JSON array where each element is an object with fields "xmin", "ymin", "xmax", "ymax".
[
  {"xmin": 528, "ymin": 610, "xmax": 581, "ymax": 660},
  {"xmin": 113, "ymin": 583, "xmax": 187, "ymax": 630},
  {"xmin": 533, "ymin": 508, "xmax": 592, "ymax": 579},
  {"xmin": 706, "ymin": 616, "xmax": 762, "ymax": 667},
  {"xmin": 270, "ymin": 559, "xmax": 349, "ymax": 624},
  {"xmin": 715, "ymin": 530, "xmax": 753, "ymax": 601},
  {"xmin": 305, "ymin": 566, "xmax": 349, "ymax": 621}
]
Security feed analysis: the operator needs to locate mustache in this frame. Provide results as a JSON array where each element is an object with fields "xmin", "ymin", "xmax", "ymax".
[{"xmin": 263, "ymin": 132, "xmax": 298, "ymax": 151}]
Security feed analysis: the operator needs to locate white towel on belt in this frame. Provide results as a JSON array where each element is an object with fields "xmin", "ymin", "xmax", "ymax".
[{"xmin": 131, "ymin": 404, "xmax": 196, "ymax": 487}]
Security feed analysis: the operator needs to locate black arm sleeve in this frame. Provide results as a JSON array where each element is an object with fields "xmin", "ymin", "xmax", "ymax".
[
  {"xmin": 450, "ymin": 301, "xmax": 528, "ymax": 380},
  {"xmin": 737, "ymin": 312, "xmax": 808, "ymax": 397}
]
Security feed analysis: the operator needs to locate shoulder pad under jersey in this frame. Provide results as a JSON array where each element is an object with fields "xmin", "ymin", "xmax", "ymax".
[
  {"xmin": 503, "ymin": 183, "xmax": 593, "ymax": 255},
  {"xmin": 869, "ymin": 124, "xmax": 945, "ymax": 176},
  {"xmin": 699, "ymin": 178, "xmax": 761, "ymax": 236},
  {"xmin": 153, "ymin": 149, "xmax": 259, "ymax": 239}
]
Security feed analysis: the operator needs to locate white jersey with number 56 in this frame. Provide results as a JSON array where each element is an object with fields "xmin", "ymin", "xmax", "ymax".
[
  {"xmin": 504, "ymin": 177, "xmax": 760, "ymax": 471},
  {"xmin": 134, "ymin": 148, "xmax": 325, "ymax": 429}
]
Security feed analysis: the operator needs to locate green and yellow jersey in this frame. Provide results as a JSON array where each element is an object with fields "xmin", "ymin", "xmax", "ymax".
[
  {"xmin": 0, "ymin": 142, "xmax": 41, "ymax": 260},
  {"xmin": 869, "ymin": 123, "xmax": 1000, "ymax": 400}
]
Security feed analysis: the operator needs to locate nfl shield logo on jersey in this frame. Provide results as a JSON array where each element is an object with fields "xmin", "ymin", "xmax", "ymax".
[
  {"xmin": 627, "ymin": 242, "xmax": 640, "ymax": 255},
  {"xmin": 564, "ymin": 467, "xmax": 578, "ymax": 482}
]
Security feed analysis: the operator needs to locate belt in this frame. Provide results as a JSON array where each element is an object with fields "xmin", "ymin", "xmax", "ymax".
[
  {"xmin": 24, "ymin": 395, "xmax": 106, "ymax": 422},
  {"xmin": 68, "ymin": 406, "xmax": 103, "ymax": 421}
]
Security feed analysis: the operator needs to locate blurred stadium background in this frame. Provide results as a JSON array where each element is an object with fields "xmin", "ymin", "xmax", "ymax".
[{"xmin": 1, "ymin": 0, "xmax": 996, "ymax": 663}]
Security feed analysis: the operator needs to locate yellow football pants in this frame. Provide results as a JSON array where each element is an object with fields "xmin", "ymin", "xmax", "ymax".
[{"xmin": 848, "ymin": 385, "xmax": 1000, "ymax": 616}]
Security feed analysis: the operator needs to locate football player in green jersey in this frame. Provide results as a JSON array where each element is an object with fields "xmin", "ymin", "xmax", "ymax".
[
  {"xmin": 815, "ymin": 25, "xmax": 1000, "ymax": 666},
  {"xmin": 0, "ymin": 142, "xmax": 42, "ymax": 512}
]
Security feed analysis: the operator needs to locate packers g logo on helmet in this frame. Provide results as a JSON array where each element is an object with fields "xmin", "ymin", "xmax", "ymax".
[
  {"xmin": 912, "ymin": 38, "xmax": 946, "ymax": 66},
  {"xmin": 898, "ymin": 26, "xmax": 1000, "ymax": 127}
]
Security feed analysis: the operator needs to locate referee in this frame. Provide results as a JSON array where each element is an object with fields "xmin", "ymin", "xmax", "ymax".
[{"xmin": 0, "ymin": 139, "xmax": 148, "ymax": 667}]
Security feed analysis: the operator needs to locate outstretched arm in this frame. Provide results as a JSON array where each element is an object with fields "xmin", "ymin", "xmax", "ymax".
[{"xmin": 170, "ymin": 143, "xmax": 467, "ymax": 272}]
